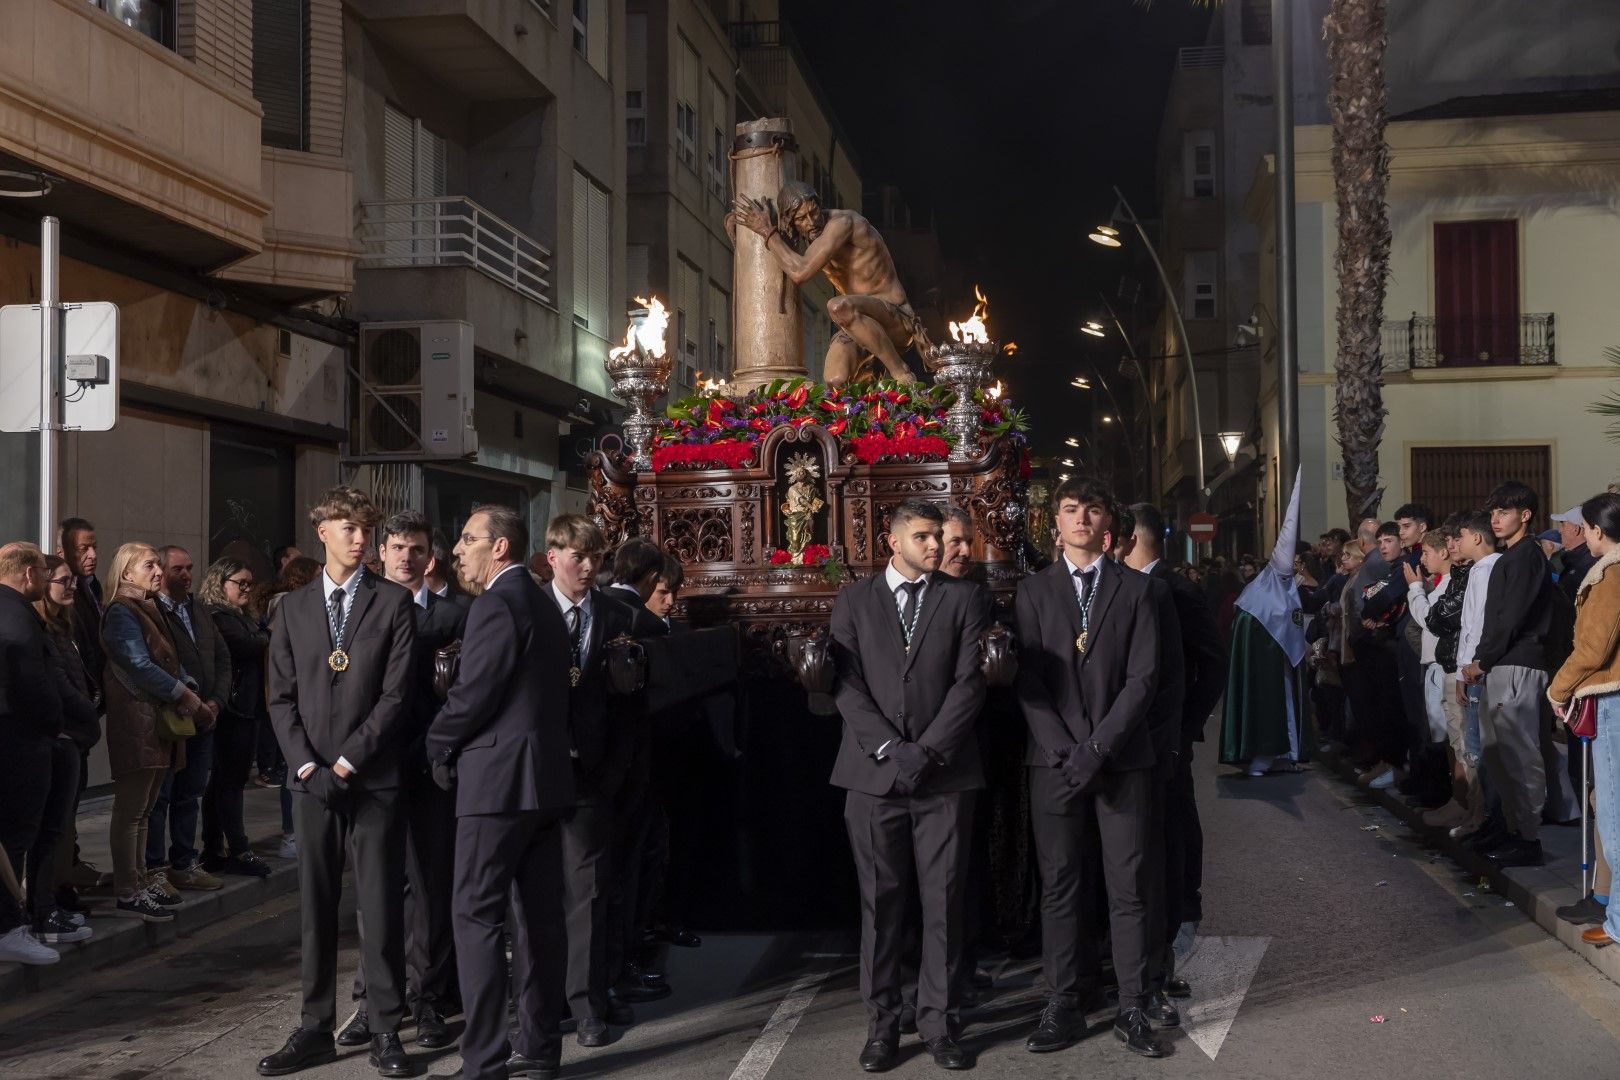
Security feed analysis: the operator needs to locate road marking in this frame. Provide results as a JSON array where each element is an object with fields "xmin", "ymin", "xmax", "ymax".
[
  {"xmin": 727, "ymin": 968, "xmax": 833, "ymax": 1080},
  {"xmin": 1179, "ymin": 935, "xmax": 1271, "ymax": 1060}
]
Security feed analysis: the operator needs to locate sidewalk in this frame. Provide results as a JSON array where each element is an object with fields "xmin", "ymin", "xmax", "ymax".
[
  {"xmin": 1318, "ymin": 747, "xmax": 1620, "ymax": 986},
  {"xmin": 0, "ymin": 783, "xmax": 300, "ymax": 1002}
]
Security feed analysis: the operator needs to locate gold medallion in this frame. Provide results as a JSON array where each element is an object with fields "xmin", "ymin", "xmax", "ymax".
[
  {"xmin": 1075, "ymin": 631, "xmax": 1088, "ymax": 654},
  {"xmin": 569, "ymin": 666, "xmax": 582, "ymax": 688},
  {"xmin": 328, "ymin": 649, "xmax": 350, "ymax": 673}
]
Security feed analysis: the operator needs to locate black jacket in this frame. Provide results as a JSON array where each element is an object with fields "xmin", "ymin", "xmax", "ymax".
[
  {"xmin": 1426, "ymin": 563, "xmax": 1469, "ymax": 674},
  {"xmin": 210, "ymin": 604, "xmax": 270, "ymax": 720},
  {"xmin": 1141, "ymin": 575, "xmax": 1186, "ymax": 761},
  {"xmin": 548, "ymin": 585, "xmax": 661, "ymax": 796},
  {"xmin": 158, "ymin": 594, "xmax": 233, "ymax": 711},
  {"xmin": 1149, "ymin": 562, "xmax": 1228, "ymax": 744},
  {"xmin": 0, "ymin": 583, "xmax": 63, "ymax": 740},
  {"xmin": 1477, "ymin": 538, "xmax": 1554, "ymax": 673},
  {"xmin": 403, "ymin": 590, "xmax": 468, "ymax": 770}
]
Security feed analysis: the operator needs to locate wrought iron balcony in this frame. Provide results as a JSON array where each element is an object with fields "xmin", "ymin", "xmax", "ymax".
[
  {"xmin": 358, "ymin": 196, "xmax": 554, "ymax": 308},
  {"xmin": 1381, "ymin": 313, "xmax": 1555, "ymax": 371}
]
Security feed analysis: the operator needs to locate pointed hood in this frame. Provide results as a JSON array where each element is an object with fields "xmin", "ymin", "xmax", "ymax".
[{"xmin": 1236, "ymin": 466, "xmax": 1307, "ymax": 667}]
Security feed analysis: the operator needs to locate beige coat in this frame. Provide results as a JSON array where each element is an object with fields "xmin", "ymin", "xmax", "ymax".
[{"xmin": 1549, "ymin": 545, "xmax": 1620, "ymax": 707}]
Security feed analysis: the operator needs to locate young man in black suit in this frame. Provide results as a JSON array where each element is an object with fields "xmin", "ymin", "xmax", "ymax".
[
  {"xmin": 340, "ymin": 511, "xmax": 469, "ymax": 1051},
  {"xmin": 261, "ymin": 487, "xmax": 418, "ymax": 1078},
  {"xmin": 830, "ymin": 498, "xmax": 989, "ymax": 1072},
  {"xmin": 428, "ymin": 504, "xmax": 576, "ymax": 1080},
  {"xmin": 1017, "ymin": 478, "xmax": 1163, "ymax": 1059},
  {"xmin": 539, "ymin": 515, "xmax": 662, "ymax": 1047}
]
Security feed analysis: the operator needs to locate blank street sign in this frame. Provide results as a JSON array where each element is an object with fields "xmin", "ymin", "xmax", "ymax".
[{"xmin": 0, "ymin": 302, "xmax": 120, "ymax": 433}]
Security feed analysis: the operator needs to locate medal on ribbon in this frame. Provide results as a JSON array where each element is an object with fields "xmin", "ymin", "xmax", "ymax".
[{"xmin": 327, "ymin": 569, "xmax": 361, "ymax": 674}]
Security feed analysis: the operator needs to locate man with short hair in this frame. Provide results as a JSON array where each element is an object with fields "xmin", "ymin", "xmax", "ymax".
[
  {"xmin": 274, "ymin": 545, "xmax": 303, "ymax": 579},
  {"xmin": 0, "ymin": 542, "xmax": 67, "ymax": 966},
  {"xmin": 1018, "ymin": 479, "xmax": 1163, "ymax": 1059},
  {"xmin": 427, "ymin": 530, "xmax": 470, "ymax": 609},
  {"xmin": 339, "ymin": 511, "xmax": 469, "ymax": 1051},
  {"xmin": 830, "ymin": 498, "xmax": 989, "ymax": 1072},
  {"xmin": 260, "ymin": 486, "xmax": 418, "ymax": 1078},
  {"xmin": 647, "ymin": 558, "xmax": 682, "ymax": 627},
  {"xmin": 1351, "ymin": 523, "xmax": 1408, "ymax": 789},
  {"xmin": 1551, "ymin": 506, "xmax": 1595, "ymax": 606},
  {"xmin": 941, "ymin": 506, "xmax": 976, "ymax": 581},
  {"xmin": 609, "ymin": 539, "xmax": 665, "ymax": 611},
  {"xmin": 146, "ymin": 544, "xmax": 233, "ymax": 894},
  {"xmin": 57, "ymin": 518, "xmax": 104, "ymax": 699}
]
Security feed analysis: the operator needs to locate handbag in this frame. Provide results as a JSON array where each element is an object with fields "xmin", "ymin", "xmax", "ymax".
[
  {"xmin": 155, "ymin": 703, "xmax": 196, "ymax": 742},
  {"xmin": 1569, "ymin": 695, "xmax": 1598, "ymax": 740}
]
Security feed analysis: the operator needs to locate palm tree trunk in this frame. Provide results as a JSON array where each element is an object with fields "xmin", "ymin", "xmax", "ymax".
[{"xmin": 1325, "ymin": 0, "xmax": 1392, "ymax": 526}]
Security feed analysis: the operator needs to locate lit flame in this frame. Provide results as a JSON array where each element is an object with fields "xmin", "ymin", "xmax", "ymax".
[
  {"xmin": 1002, "ymin": 341, "xmax": 1019, "ymax": 356},
  {"xmin": 949, "ymin": 284, "xmax": 991, "ymax": 345},
  {"xmin": 609, "ymin": 296, "xmax": 669, "ymax": 361},
  {"xmin": 986, "ymin": 381, "xmax": 1004, "ymax": 401}
]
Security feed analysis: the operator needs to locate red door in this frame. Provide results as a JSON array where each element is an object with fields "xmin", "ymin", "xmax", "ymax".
[{"xmin": 1434, "ymin": 220, "xmax": 1519, "ymax": 366}]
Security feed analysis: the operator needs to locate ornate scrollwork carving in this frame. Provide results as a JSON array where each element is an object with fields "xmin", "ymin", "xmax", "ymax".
[
  {"xmin": 661, "ymin": 506, "xmax": 734, "ymax": 564},
  {"xmin": 965, "ymin": 438, "xmax": 1029, "ymax": 555},
  {"xmin": 740, "ymin": 504, "xmax": 757, "ymax": 564},
  {"xmin": 666, "ymin": 486, "xmax": 734, "ymax": 500},
  {"xmin": 588, "ymin": 450, "xmax": 638, "ymax": 548},
  {"xmin": 852, "ymin": 501, "xmax": 868, "ymax": 560}
]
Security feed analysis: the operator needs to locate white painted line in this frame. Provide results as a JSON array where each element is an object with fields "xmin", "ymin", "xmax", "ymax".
[
  {"xmin": 727, "ymin": 969, "xmax": 833, "ymax": 1080},
  {"xmin": 1178, "ymin": 935, "xmax": 1271, "ymax": 1061}
]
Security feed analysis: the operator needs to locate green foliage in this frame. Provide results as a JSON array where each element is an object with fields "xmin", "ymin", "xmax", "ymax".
[{"xmin": 1589, "ymin": 346, "xmax": 1620, "ymax": 443}]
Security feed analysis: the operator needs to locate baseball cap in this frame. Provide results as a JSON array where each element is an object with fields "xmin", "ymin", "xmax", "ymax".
[
  {"xmin": 1551, "ymin": 506, "xmax": 1585, "ymax": 526},
  {"xmin": 1537, "ymin": 528, "xmax": 1562, "ymax": 546}
]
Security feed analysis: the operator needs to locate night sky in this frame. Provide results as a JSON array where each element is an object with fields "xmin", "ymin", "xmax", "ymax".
[{"xmin": 783, "ymin": 0, "xmax": 1210, "ymax": 464}]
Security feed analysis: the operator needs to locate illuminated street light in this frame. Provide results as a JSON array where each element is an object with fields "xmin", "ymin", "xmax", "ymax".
[
  {"xmin": 1060, "ymin": 458, "xmax": 1075, "ymax": 467},
  {"xmin": 1088, "ymin": 224, "xmax": 1122, "ymax": 248},
  {"xmin": 1081, "ymin": 321, "xmax": 1106, "ymax": 337},
  {"xmin": 1064, "ymin": 437, "xmax": 1080, "ymax": 448},
  {"xmin": 1057, "ymin": 473, "xmax": 1070, "ymax": 482},
  {"xmin": 1101, "ymin": 414, "xmax": 1114, "ymax": 424},
  {"xmin": 1219, "ymin": 431, "xmax": 1244, "ymax": 463},
  {"xmin": 1070, "ymin": 376, "xmax": 1091, "ymax": 390}
]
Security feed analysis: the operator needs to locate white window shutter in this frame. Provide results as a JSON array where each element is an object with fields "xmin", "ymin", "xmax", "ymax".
[
  {"xmin": 573, "ymin": 170, "xmax": 590, "ymax": 325},
  {"xmin": 588, "ymin": 181, "xmax": 610, "ymax": 334}
]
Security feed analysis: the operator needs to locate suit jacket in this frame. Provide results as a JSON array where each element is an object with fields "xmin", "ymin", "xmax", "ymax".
[
  {"xmin": 828, "ymin": 570, "xmax": 990, "ymax": 796},
  {"xmin": 159, "ymin": 594, "xmax": 232, "ymax": 712},
  {"xmin": 403, "ymin": 590, "xmax": 468, "ymax": 770},
  {"xmin": 426, "ymin": 566, "xmax": 574, "ymax": 816},
  {"xmin": 552, "ymin": 586, "xmax": 659, "ymax": 795},
  {"xmin": 1141, "ymin": 574, "xmax": 1186, "ymax": 762},
  {"xmin": 1149, "ymin": 562, "xmax": 1227, "ymax": 744},
  {"xmin": 71, "ymin": 577, "xmax": 106, "ymax": 699},
  {"xmin": 1015, "ymin": 555, "xmax": 1160, "ymax": 781},
  {"xmin": 268, "ymin": 571, "xmax": 417, "ymax": 790},
  {"xmin": 608, "ymin": 582, "xmax": 670, "ymax": 638},
  {"xmin": 0, "ymin": 584, "xmax": 63, "ymax": 739}
]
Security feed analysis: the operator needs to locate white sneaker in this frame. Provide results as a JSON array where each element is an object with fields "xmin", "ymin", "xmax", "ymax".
[
  {"xmin": 1367, "ymin": 767, "xmax": 1397, "ymax": 790},
  {"xmin": 278, "ymin": 834, "xmax": 298, "ymax": 860},
  {"xmin": 0, "ymin": 926, "xmax": 60, "ymax": 965}
]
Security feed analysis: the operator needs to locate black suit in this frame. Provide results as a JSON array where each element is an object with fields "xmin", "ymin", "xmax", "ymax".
[
  {"xmin": 1148, "ymin": 562, "xmax": 1226, "ymax": 930},
  {"xmin": 1136, "ymin": 572, "xmax": 1184, "ymax": 994},
  {"xmin": 830, "ymin": 569, "xmax": 989, "ymax": 1043},
  {"xmin": 426, "ymin": 566, "xmax": 574, "ymax": 1079},
  {"xmin": 268, "ymin": 570, "xmax": 416, "ymax": 1036},
  {"xmin": 1016, "ymin": 555, "xmax": 1160, "ymax": 1010}
]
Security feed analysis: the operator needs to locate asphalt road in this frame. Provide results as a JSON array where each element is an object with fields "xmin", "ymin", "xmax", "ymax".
[{"xmin": 5, "ymin": 751, "xmax": 1620, "ymax": 1080}]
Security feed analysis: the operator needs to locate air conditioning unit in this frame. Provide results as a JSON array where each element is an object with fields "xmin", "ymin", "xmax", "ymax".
[{"xmin": 356, "ymin": 321, "xmax": 477, "ymax": 458}]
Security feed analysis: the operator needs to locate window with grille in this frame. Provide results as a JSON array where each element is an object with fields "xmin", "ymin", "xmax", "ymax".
[
  {"xmin": 572, "ymin": 170, "xmax": 611, "ymax": 336},
  {"xmin": 1184, "ymin": 252, "xmax": 1217, "ymax": 321},
  {"xmin": 707, "ymin": 280, "xmax": 730, "ymax": 376},
  {"xmin": 253, "ymin": 0, "xmax": 305, "ymax": 150},
  {"xmin": 675, "ymin": 39, "xmax": 700, "ymax": 174},
  {"xmin": 1184, "ymin": 131, "xmax": 1215, "ymax": 198},
  {"xmin": 1409, "ymin": 445, "xmax": 1551, "ymax": 526},
  {"xmin": 1240, "ymin": 0, "xmax": 1271, "ymax": 45},
  {"xmin": 675, "ymin": 256, "xmax": 702, "ymax": 386},
  {"xmin": 625, "ymin": 13, "xmax": 647, "ymax": 147},
  {"xmin": 706, "ymin": 75, "xmax": 729, "ymax": 199}
]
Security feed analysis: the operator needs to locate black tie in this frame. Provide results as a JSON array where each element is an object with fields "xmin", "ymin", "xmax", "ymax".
[
  {"xmin": 898, "ymin": 580, "xmax": 923, "ymax": 642},
  {"xmin": 566, "ymin": 606, "xmax": 582, "ymax": 667},
  {"xmin": 329, "ymin": 587, "xmax": 346, "ymax": 645},
  {"xmin": 1073, "ymin": 567, "xmax": 1094, "ymax": 606}
]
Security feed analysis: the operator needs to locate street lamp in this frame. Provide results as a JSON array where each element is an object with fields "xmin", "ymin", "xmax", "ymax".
[
  {"xmin": 1060, "ymin": 457, "xmax": 1075, "ymax": 467},
  {"xmin": 1091, "ymin": 186, "xmax": 1206, "ymax": 509},
  {"xmin": 1081, "ymin": 321, "xmax": 1106, "ymax": 338},
  {"xmin": 1064, "ymin": 437, "xmax": 1080, "ymax": 448},
  {"xmin": 1218, "ymin": 432, "xmax": 1244, "ymax": 464},
  {"xmin": 1069, "ymin": 376, "xmax": 1091, "ymax": 390}
]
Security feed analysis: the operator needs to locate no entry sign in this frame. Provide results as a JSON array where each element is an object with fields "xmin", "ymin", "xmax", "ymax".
[{"xmin": 1187, "ymin": 511, "xmax": 1219, "ymax": 542}]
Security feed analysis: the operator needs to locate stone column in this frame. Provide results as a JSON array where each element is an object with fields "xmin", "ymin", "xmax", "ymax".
[{"xmin": 731, "ymin": 118, "xmax": 806, "ymax": 392}]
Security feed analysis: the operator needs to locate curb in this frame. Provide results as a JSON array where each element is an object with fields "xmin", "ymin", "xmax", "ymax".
[
  {"xmin": 1317, "ymin": 747, "xmax": 1620, "ymax": 987},
  {"xmin": 0, "ymin": 839, "xmax": 299, "ymax": 1003}
]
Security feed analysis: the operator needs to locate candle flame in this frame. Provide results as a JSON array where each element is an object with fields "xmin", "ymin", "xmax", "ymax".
[
  {"xmin": 949, "ymin": 284, "xmax": 991, "ymax": 345},
  {"xmin": 609, "ymin": 296, "xmax": 669, "ymax": 361},
  {"xmin": 986, "ymin": 381, "xmax": 1004, "ymax": 401},
  {"xmin": 1002, "ymin": 341, "xmax": 1019, "ymax": 356}
]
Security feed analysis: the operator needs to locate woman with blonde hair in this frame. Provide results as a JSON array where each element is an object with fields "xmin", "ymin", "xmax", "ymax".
[{"xmin": 102, "ymin": 542, "xmax": 205, "ymax": 922}]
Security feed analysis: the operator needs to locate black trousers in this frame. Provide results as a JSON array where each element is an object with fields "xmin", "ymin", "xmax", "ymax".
[
  {"xmin": 1031, "ymin": 765, "xmax": 1151, "ymax": 1010},
  {"xmin": 844, "ymin": 788, "xmax": 974, "ymax": 1043},
  {"xmin": 1350, "ymin": 641, "xmax": 1407, "ymax": 767},
  {"xmin": 1169, "ymin": 742, "xmax": 1204, "ymax": 925},
  {"xmin": 291, "ymin": 785, "xmax": 408, "ymax": 1034},
  {"xmin": 557, "ymin": 790, "xmax": 613, "ymax": 1021},
  {"xmin": 0, "ymin": 732, "xmax": 53, "ymax": 934},
  {"xmin": 25, "ymin": 737, "xmax": 81, "ymax": 924},
  {"xmin": 351, "ymin": 767, "xmax": 460, "ymax": 1011},
  {"xmin": 455, "ymin": 809, "xmax": 565, "ymax": 1080},
  {"xmin": 202, "ymin": 711, "xmax": 257, "ymax": 858},
  {"xmin": 1143, "ymin": 753, "xmax": 1181, "ymax": 989},
  {"xmin": 608, "ymin": 777, "xmax": 665, "ymax": 984}
]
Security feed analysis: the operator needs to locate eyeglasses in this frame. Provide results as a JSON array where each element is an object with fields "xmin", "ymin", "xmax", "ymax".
[
  {"xmin": 48, "ymin": 576, "xmax": 76, "ymax": 589},
  {"xmin": 459, "ymin": 534, "xmax": 493, "ymax": 546},
  {"xmin": 225, "ymin": 577, "xmax": 254, "ymax": 590}
]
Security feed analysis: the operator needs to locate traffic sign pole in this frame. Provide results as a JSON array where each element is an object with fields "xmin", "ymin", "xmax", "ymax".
[{"xmin": 38, "ymin": 216, "xmax": 59, "ymax": 553}]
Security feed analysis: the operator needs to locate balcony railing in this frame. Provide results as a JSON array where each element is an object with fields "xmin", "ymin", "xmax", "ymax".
[
  {"xmin": 358, "ymin": 196, "xmax": 554, "ymax": 308},
  {"xmin": 1380, "ymin": 313, "xmax": 1555, "ymax": 371}
]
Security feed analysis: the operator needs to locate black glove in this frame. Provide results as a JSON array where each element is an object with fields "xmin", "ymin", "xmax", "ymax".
[
  {"xmin": 431, "ymin": 759, "xmax": 457, "ymax": 792},
  {"xmin": 887, "ymin": 741, "xmax": 932, "ymax": 778},
  {"xmin": 305, "ymin": 767, "xmax": 350, "ymax": 810},
  {"xmin": 1059, "ymin": 742, "xmax": 1107, "ymax": 791},
  {"xmin": 891, "ymin": 772, "xmax": 919, "ymax": 797}
]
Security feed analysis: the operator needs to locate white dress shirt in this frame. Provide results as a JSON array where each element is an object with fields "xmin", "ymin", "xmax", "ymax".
[
  {"xmin": 551, "ymin": 581, "xmax": 595, "ymax": 666},
  {"xmin": 412, "ymin": 581, "xmax": 431, "ymax": 610},
  {"xmin": 299, "ymin": 566, "xmax": 364, "ymax": 780},
  {"xmin": 1456, "ymin": 553, "xmax": 1500, "ymax": 669},
  {"xmin": 1063, "ymin": 551, "xmax": 1104, "ymax": 608},
  {"xmin": 875, "ymin": 561, "xmax": 932, "ymax": 759},
  {"xmin": 1140, "ymin": 557, "xmax": 1162, "ymax": 577}
]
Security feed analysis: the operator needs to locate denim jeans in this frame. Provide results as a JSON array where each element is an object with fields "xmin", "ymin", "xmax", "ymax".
[
  {"xmin": 146, "ymin": 727, "xmax": 216, "ymax": 871},
  {"xmin": 1590, "ymin": 695, "xmax": 1620, "ymax": 940},
  {"xmin": 1463, "ymin": 683, "xmax": 1483, "ymax": 767}
]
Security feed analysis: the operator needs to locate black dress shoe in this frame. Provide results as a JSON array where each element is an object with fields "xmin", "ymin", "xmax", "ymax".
[
  {"xmin": 578, "ymin": 1017, "xmax": 610, "ymax": 1047},
  {"xmin": 368, "ymin": 1032, "xmax": 413, "ymax": 1078},
  {"xmin": 1468, "ymin": 818, "xmax": 1510, "ymax": 853},
  {"xmin": 606, "ymin": 993, "xmax": 636, "ymax": 1026},
  {"xmin": 505, "ymin": 1052, "xmax": 561, "ymax": 1079},
  {"xmin": 859, "ymin": 1038, "xmax": 898, "ymax": 1072},
  {"xmin": 1486, "ymin": 838, "xmax": 1545, "ymax": 867},
  {"xmin": 1165, "ymin": 976, "xmax": 1192, "ymax": 999},
  {"xmin": 925, "ymin": 1035, "xmax": 972, "ymax": 1070},
  {"xmin": 258, "ymin": 1028, "xmax": 337, "ymax": 1076},
  {"xmin": 1025, "ymin": 1001, "xmax": 1081, "ymax": 1053},
  {"xmin": 1113, "ymin": 1008, "xmax": 1166, "ymax": 1058},
  {"xmin": 898, "ymin": 1003, "xmax": 918, "ymax": 1035},
  {"xmin": 615, "ymin": 968, "xmax": 672, "ymax": 1003},
  {"xmin": 1144, "ymin": 990, "xmax": 1181, "ymax": 1028},
  {"xmin": 1558, "ymin": 895, "xmax": 1608, "ymax": 926},
  {"xmin": 413, "ymin": 1006, "xmax": 453, "ymax": 1049},
  {"xmin": 665, "ymin": 926, "xmax": 702, "ymax": 948},
  {"xmin": 336, "ymin": 1008, "xmax": 371, "ymax": 1047}
]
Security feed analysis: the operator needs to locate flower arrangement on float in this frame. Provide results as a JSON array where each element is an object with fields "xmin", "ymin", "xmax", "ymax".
[{"xmin": 650, "ymin": 377, "xmax": 1027, "ymax": 473}]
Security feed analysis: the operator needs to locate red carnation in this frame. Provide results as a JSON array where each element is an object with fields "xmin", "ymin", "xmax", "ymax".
[{"xmin": 769, "ymin": 549, "xmax": 793, "ymax": 565}]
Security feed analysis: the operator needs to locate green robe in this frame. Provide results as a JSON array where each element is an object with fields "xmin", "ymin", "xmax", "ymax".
[{"xmin": 1219, "ymin": 609, "xmax": 1310, "ymax": 765}]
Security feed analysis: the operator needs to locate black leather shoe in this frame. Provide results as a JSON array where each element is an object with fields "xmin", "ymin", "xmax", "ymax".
[
  {"xmin": 258, "ymin": 1028, "xmax": 337, "ymax": 1076},
  {"xmin": 578, "ymin": 1017, "xmax": 610, "ymax": 1047},
  {"xmin": 1486, "ymin": 838, "xmax": 1546, "ymax": 867},
  {"xmin": 606, "ymin": 992, "xmax": 636, "ymax": 1026},
  {"xmin": 859, "ymin": 1039, "xmax": 898, "ymax": 1072},
  {"xmin": 1113, "ymin": 1008, "xmax": 1166, "ymax": 1058},
  {"xmin": 368, "ymin": 1032, "xmax": 412, "ymax": 1078},
  {"xmin": 925, "ymin": 1035, "xmax": 972, "ymax": 1070},
  {"xmin": 1165, "ymin": 977, "xmax": 1192, "ymax": 999},
  {"xmin": 898, "ymin": 1003, "xmax": 918, "ymax": 1035},
  {"xmin": 505, "ymin": 1052, "xmax": 561, "ymax": 1079},
  {"xmin": 616, "ymin": 966, "xmax": 672, "ymax": 1003},
  {"xmin": 336, "ymin": 1008, "xmax": 371, "ymax": 1047},
  {"xmin": 1025, "ymin": 1001, "xmax": 1080, "ymax": 1053},
  {"xmin": 1469, "ymin": 818, "xmax": 1510, "ymax": 853},
  {"xmin": 664, "ymin": 926, "xmax": 702, "ymax": 948},
  {"xmin": 1144, "ymin": 990, "xmax": 1181, "ymax": 1028},
  {"xmin": 1558, "ymin": 896, "xmax": 1608, "ymax": 926},
  {"xmin": 413, "ymin": 1006, "xmax": 453, "ymax": 1049}
]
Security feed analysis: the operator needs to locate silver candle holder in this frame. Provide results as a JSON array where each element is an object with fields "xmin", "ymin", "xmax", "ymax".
[
  {"xmin": 604, "ymin": 300, "xmax": 672, "ymax": 472},
  {"xmin": 926, "ymin": 339, "xmax": 998, "ymax": 461}
]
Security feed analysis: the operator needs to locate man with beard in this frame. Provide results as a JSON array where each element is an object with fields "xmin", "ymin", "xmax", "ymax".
[{"xmin": 728, "ymin": 181, "xmax": 927, "ymax": 386}]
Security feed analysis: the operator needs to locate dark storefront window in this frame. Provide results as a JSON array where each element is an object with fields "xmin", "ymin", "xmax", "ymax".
[
  {"xmin": 89, "ymin": 0, "xmax": 176, "ymax": 50},
  {"xmin": 209, "ymin": 427, "xmax": 297, "ymax": 579}
]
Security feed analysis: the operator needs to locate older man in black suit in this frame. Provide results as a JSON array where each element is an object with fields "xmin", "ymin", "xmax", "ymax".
[
  {"xmin": 1017, "ymin": 478, "xmax": 1163, "ymax": 1059},
  {"xmin": 831, "ymin": 498, "xmax": 989, "ymax": 1072},
  {"xmin": 428, "ymin": 504, "xmax": 575, "ymax": 1080},
  {"xmin": 261, "ymin": 487, "xmax": 418, "ymax": 1079}
]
